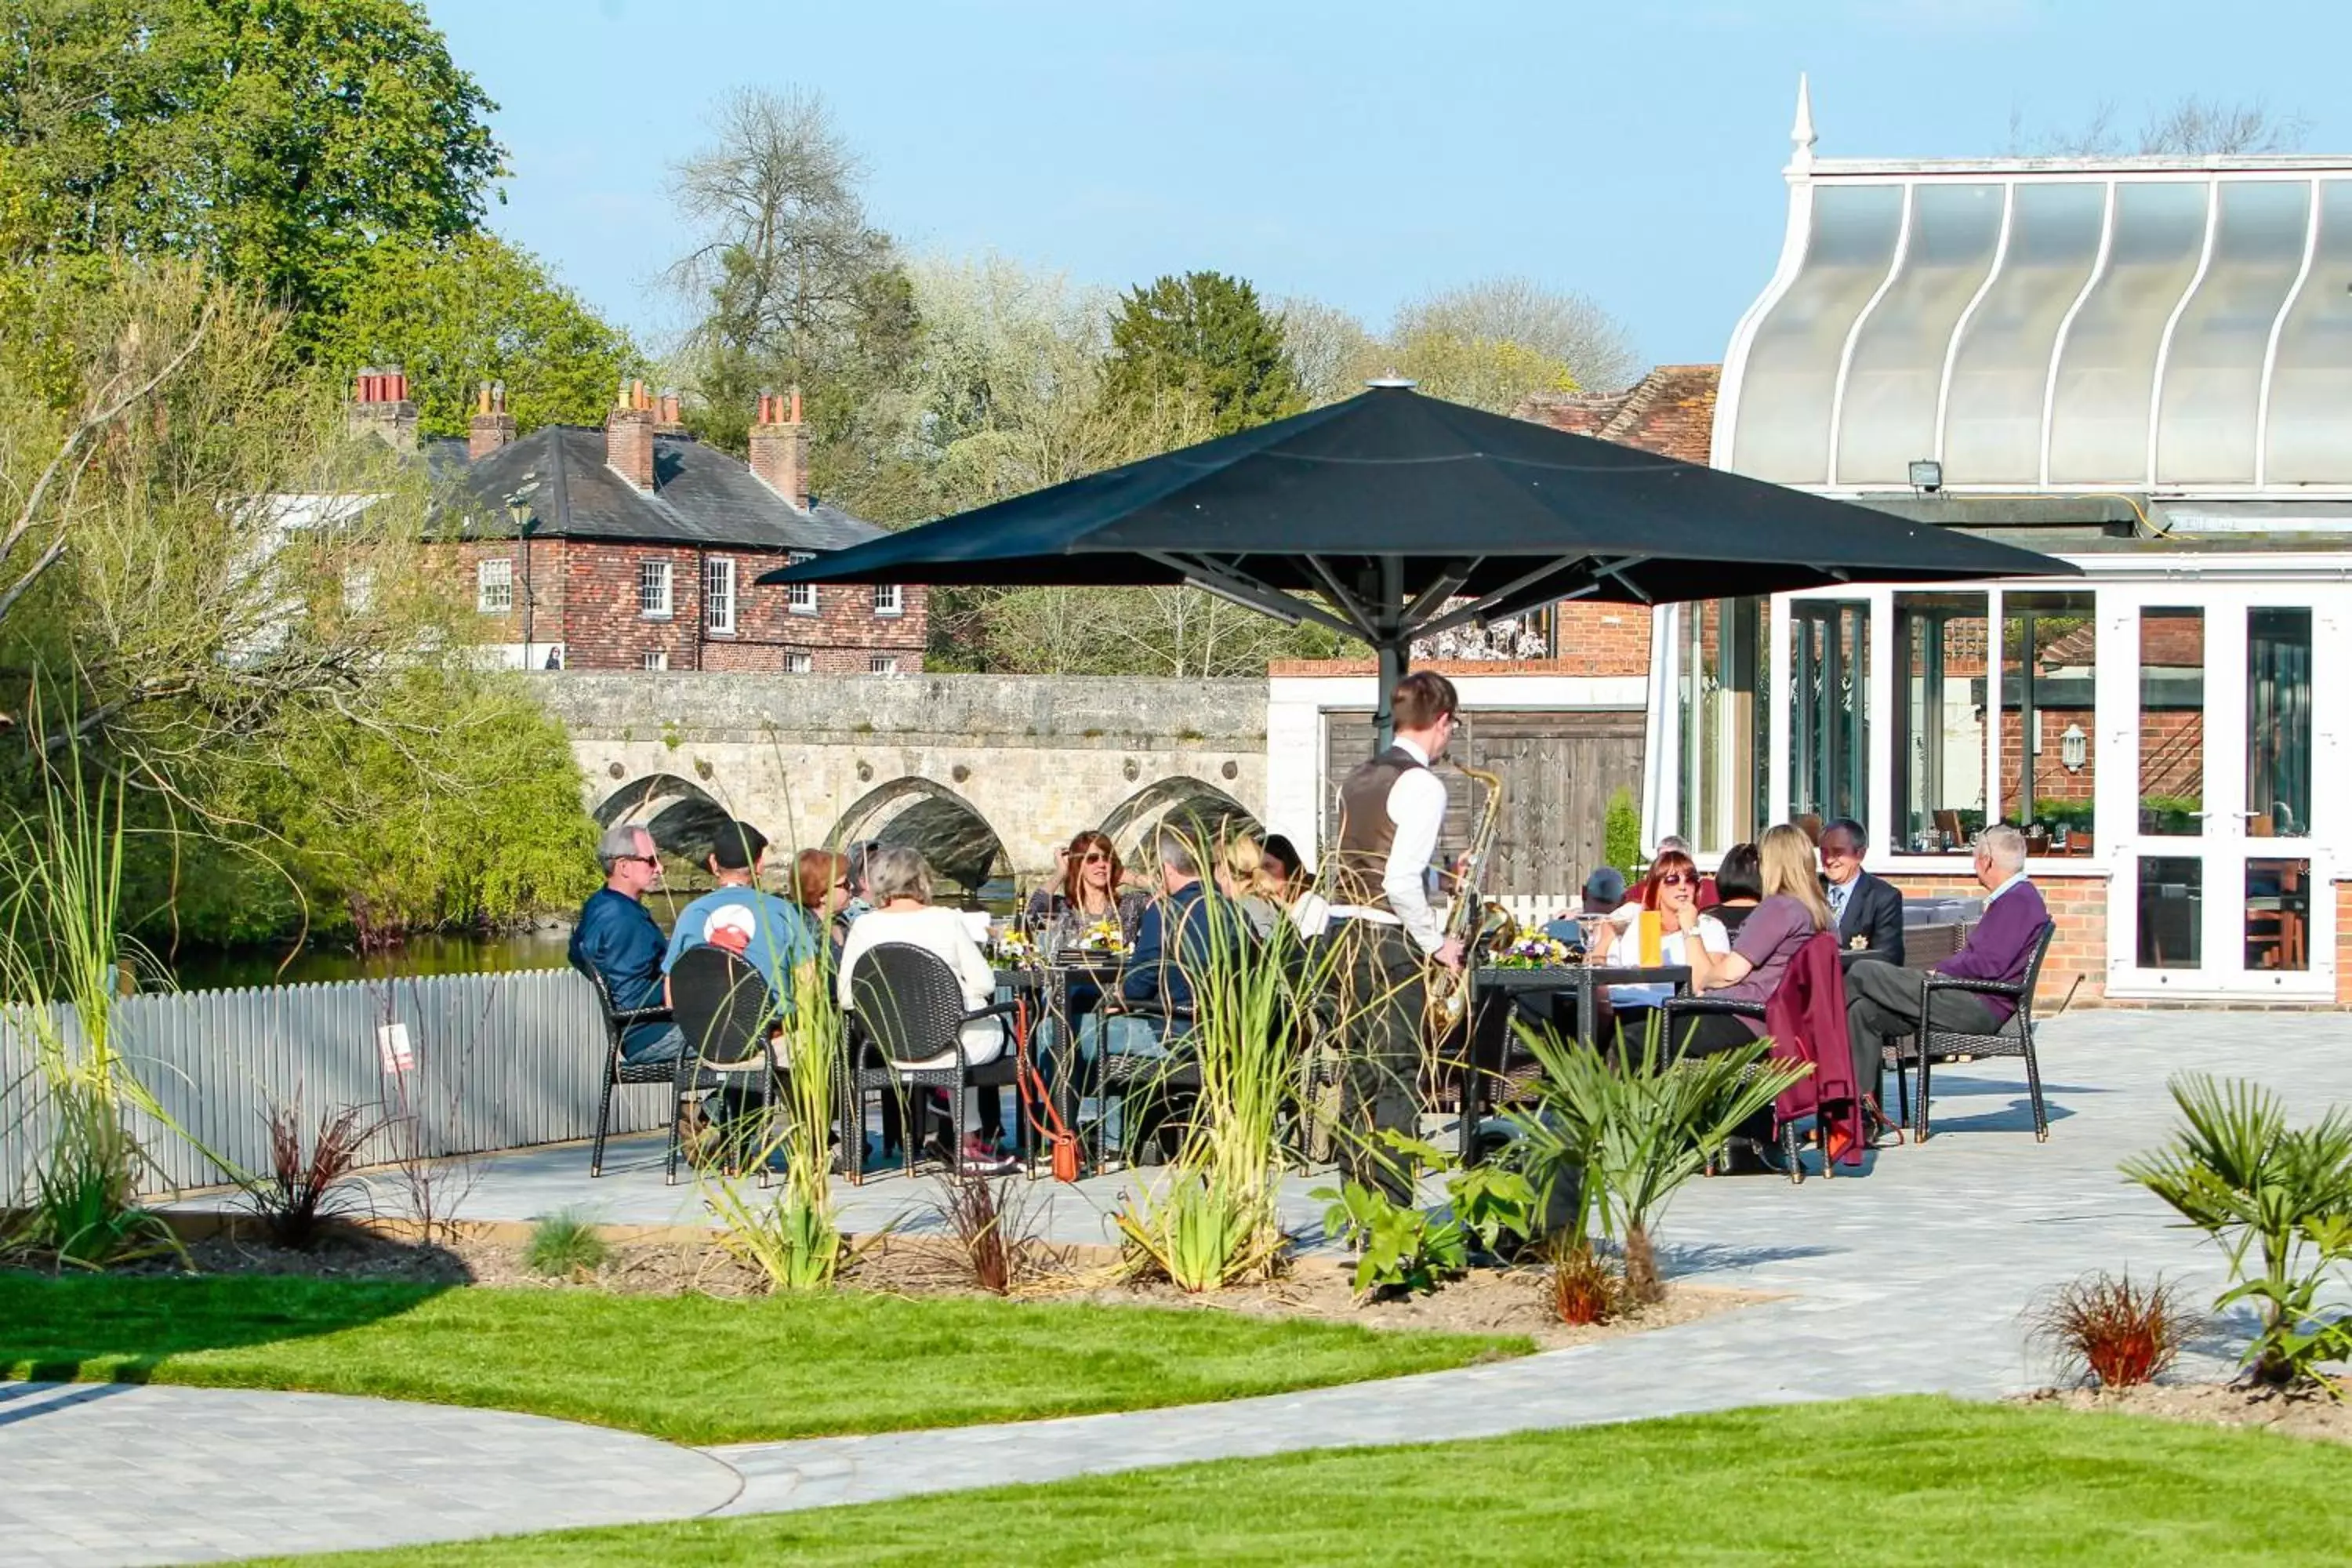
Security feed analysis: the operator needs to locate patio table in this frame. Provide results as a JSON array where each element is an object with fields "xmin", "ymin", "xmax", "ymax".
[
  {"xmin": 1454, "ymin": 964, "xmax": 1692, "ymax": 1162},
  {"xmin": 1002, "ymin": 956, "xmax": 1123, "ymax": 1166}
]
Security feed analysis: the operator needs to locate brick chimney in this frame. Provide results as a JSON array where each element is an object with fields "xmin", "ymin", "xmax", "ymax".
[
  {"xmin": 655, "ymin": 388, "xmax": 685, "ymax": 434},
  {"xmin": 467, "ymin": 380, "xmax": 516, "ymax": 460},
  {"xmin": 349, "ymin": 366, "xmax": 418, "ymax": 452},
  {"xmin": 749, "ymin": 387, "xmax": 808, "ymax": 510},
  {"xmin": 605, "ymin": 379, "xmax": 656, "ymax": 491}
]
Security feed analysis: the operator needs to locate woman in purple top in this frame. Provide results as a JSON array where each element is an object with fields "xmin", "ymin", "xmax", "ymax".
[{"xmin": 1677, "ymin": 824, "xmax": 1831, "ymax": 1059}]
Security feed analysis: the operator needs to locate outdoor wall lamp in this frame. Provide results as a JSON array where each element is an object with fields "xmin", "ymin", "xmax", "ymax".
[
  {"xmin": 2061, "ymin": 723, "xmax": 2087, "ymax": 773},
  {"xmin": 1907, "ymin": 459, "xmax": 1943, "ymax": 494}
]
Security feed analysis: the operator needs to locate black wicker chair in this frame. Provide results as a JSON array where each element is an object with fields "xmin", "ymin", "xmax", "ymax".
[
  {"xmin": 1886, "ymin": 920, "xmax": 2057, "ymax": 1142},
  {"xmin": 1653, "ymin": 996, "xmax": 1809, "ymax": 1185},
  {"xmin": 1087, "ymin": 997, "xmax": 1203, "ymax": 1169},
  {"xmin": 666, "ymin": 944, "xmax": 787, "ymax": 1186},
  {"xmin": 577, "ymin": 961, "xmax": 682, "ymax": 1178},
  {"xmin": 843, "ymin": 942, "xmax": 1023, "ymax": 1184}
]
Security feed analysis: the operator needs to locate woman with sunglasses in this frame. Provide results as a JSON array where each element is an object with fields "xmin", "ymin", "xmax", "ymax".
[
  {"xmin": 1601, "ymin": 847, "xmax": 1730, "ymax": 1050},
  {"xmin": 1023, "ymin": 830, "xmax": 1149, "ymax": 953}
]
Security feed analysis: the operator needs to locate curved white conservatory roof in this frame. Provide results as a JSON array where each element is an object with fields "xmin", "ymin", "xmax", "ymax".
[{"xmin": 1717, "ymin": 109, "xmax": 2352, "ymax": 495}]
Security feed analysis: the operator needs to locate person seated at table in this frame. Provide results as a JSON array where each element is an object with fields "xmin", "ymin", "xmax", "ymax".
[
  {"xmin": 1542, "ymin": 866, "xmax": 1629, "ymax": 951},
  {"xmin": 832, "ymin": 840, "xmax": 883, "ymax": 950},
  {"xmin": 1081, "ymin": 827, "xmax": 1216, "ymax": 1065},
  {"xmin": 1258, "ymin": 834, "xmax": 1332, "ymax": 939},
  {"xmin": 662, "ymin": 820, "xmax": 814, "ymax": 1018},
  {"xmin": 1820, "ymin": 817, "xmax": 1904, "ymax": 967},
  {"xmin": 1025, "ymin": 829, "xmax": 1149, "ymax": 951},
  {"xmin": 1709, "ymin": 842, "xmax": 1764, "ymax": 935},
  {"xmin": 789, "ymin": 848, "xmax": 852, "ymax": 965},
  {"xmin": 837, "ymin": 846, "xmax": 1015, "ymax": 1171},
  {"xmin": 1844, "ymin": 824, "xmax": 2048, "ymax": 1110},
  {"xmin": 1675, "ymin": 823, "xmax": 1831, "ymax": 1061},
  {"xmin": 568, "ymin": 824, "xmax": 684, "ymax": 1065},
  {"xmin": 1214, "ymin": 833, "xmax": 1284, "ymax": 941},
  {"xmin": 1602, "ymin": 847, "xmax": 1731, "ymax": 1052}
]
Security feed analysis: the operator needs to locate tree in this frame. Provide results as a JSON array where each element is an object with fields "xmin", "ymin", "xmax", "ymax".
[
  {"xmin": 1385, "ymin": 328, "xmax": 1581, "ymax": 416},
  {"xmin": 312, "ymin": 234, "xmax": 639, "ymax": 439},
  {"xmin": 1103, "ymin": 271, "xmax": 1305, "ymax": 437},
  {"xmin": 2011, "ymin": 96, "xmax": 2312, "ymax": 158},
  {"xmin": 1276, "ymin": 296, "xmax": 1381, "ymax": 408},
  {"xmin": 664, "ymin": 85, "xmax": 926, "ymax": 523},
  {"xmin": 1389, "ymin": 276, "xmax": 1637, "ymax": 401},
  {"xmin": 0, "ymin": 0, "xmax": 504, "ymax": 336}
]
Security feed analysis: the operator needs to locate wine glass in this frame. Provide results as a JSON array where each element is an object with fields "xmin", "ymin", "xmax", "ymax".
[{"xmin": 1574, "ymin": 912, "xmax": 1610, "ymax": 966}]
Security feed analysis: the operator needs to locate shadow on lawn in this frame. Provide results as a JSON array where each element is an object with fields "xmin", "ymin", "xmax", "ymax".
[{"xmin": 0, "ymin": 1237, "xmax": 470, "ymax": 1397}]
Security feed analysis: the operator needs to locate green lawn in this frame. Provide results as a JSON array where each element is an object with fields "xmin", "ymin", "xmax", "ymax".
[
  {"xmin": 0, "ymin": 1273, "xmax": 1527, "ymax": 1444},
  {"xmin": 259, "ymin": 1396, "xmax": 2352, "ymax": 1566}
]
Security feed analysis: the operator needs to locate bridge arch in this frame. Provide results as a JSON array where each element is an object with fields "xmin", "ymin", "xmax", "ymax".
[
  {"xmin": 1097, "ymin": 776, "xmax": 1262, "ymax": 866},
  {"xmin": 829, "ymin": 776, "xmax": 1011, "ymax": 903},
  {"xmin": 592, "ymin": 772, "xmax": 735, "ymax": 859}
]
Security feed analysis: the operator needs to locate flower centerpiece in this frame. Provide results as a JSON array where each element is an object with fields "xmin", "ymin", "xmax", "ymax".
[
  {"xmin": 993, "ymin": 927, "xmax": 1039, "ymax": 968},
  {"xmin": 1491, "ymin": 933, "xmax": 1573, "ymax": 970},
  {"xmin": 1077, "ymin": 917, "xmax": 1126, "ymax": 955}
]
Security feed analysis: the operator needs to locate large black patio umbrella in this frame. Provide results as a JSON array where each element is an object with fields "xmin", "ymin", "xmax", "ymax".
[{"xmin": 764, "ymin": 383, "xmax": 2075, "ymax": 740}]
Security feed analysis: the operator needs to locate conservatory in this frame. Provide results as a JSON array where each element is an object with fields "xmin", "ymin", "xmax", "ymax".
[{"xmin": 1642, "ymin": 93, "xmax": 2352, "ymax": 1004}]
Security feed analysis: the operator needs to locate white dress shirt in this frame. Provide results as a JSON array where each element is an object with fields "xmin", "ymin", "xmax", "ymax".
[{"xmin": 1327, "ymin": 736, "xmax": 1449, "ymax": 953}]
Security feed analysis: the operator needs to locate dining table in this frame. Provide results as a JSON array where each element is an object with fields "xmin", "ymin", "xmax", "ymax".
[{"xmin": 993, "ymin": 951, "xmax": 1125, "ymax": 1160}]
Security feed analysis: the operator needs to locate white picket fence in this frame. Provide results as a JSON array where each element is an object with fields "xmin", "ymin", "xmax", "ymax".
[{"xmin": 0, "ymin": 968, "xmax": 668, "ymax": 1202}]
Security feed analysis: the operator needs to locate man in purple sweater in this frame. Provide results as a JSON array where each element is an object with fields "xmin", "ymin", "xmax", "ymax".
[{"xmin": 1843, "ymin": 824, "xmax": 2050, "ymax": 1107}]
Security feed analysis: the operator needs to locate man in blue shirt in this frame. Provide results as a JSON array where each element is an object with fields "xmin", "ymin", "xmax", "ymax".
[
  {"xmin": 569, "ymin": 824, "xmax": 684, "ymax": 1064},
  {"xmin": 662, "ymin": 819, "xmax": 814, "ymax": 1016},
  {"xmin": 1080, "ymin": 829, "xmax": 1219, "ymax": 1062}
]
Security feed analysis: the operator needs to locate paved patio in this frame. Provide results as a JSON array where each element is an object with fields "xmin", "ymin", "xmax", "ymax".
[{"xmin": 4, "ymin": 1010, "xmax": 2340, "ymax": 1564}]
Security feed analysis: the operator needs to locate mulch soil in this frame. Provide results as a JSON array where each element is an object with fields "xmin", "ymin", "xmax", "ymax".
[
  {"xmin": 2021, "ymin": 1381, "xmax": 2352, "ymax": 1445},
  {"xmin": 85, "ymin": 1227, "xmax": 1769, "ymax": 1352}
]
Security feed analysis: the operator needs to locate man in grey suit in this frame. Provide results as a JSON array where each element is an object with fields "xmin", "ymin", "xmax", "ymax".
[{"xmin": 1821, "ymin": 818, "xmax": 1904, "ymax": 969}]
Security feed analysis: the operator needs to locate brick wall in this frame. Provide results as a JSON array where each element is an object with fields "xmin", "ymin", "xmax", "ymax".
[
  {"xmin": 437, "ymin": 539, "xmax": 927, "ymax": 673},
  {"xmin": 2336, "ymin": 880, "xmax": 2352, "ymax": 1007},
  {"xmin": 1552, "ymin": 602, "xmax": 1654, "ymax": 676},
  {"xmin": 1882, "ymin": 870, "xmax": 2107, "ymax": 1007}
]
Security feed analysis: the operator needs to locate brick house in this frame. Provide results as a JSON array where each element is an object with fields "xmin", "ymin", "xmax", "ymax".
[{"xmin": 360, "ymin": 375, "xmax": 926, "ymax": 673}]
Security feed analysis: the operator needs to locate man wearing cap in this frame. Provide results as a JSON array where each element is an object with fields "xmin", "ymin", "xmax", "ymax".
[{"xmin": 663, "ymin": 819, "xmax": 815, "ymax": 1016}]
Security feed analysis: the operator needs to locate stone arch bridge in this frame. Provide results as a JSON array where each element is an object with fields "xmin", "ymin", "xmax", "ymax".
[{"xmin": 530, "ymin": 673, "xmax": 1269, "ymax": 892}]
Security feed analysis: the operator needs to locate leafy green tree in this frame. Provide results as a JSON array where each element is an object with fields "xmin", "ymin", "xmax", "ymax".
[
  {"xmin": 0, "ymin": 0, "xmax": 503, "ymax": 336},
  {"xmin": 314, "ymin": 234, "xmax": 639, "ymax": 438},
  {"xmin": 1103, "ymin": 271, "xmax": 1304, "ymax": 437},
  {"xmin": 1385, "ymin": 328, "xmax": 1579, "ymax": 416}
]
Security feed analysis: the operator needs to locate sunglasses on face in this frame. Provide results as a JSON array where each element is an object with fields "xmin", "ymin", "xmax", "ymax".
[
  {"xmin": 1080, "ymin": 852, "xmax": 1111, "ymax": 865},
  {"xmin": 1657, "ymin": 872, "xmax": 1696, "ymax": 887}
]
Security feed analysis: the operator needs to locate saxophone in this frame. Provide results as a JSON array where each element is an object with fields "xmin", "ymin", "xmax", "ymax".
[{"xmin": 1425, "ymin": 762, "xmax": 1508, "ymax": 1034}]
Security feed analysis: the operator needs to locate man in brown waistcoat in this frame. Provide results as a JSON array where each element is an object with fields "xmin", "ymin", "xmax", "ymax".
[{"xmin": 1325, "ymin": 670, "xmax": 1465, "ymax": 1202}]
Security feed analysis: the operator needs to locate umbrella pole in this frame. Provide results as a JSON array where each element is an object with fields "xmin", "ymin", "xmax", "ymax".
[{"xmin": 1375, "ymin": 641, "xmax": 1405, "ymax": 752}]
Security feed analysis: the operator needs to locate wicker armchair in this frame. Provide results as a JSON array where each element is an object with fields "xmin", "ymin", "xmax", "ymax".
[
  {"xmin": 575, "ymin": 961, "xmax": 681, "ymax": 1179},
  {"xmin": 843, "ymin": 942, "xmax": 1024, "ymax": 1184},
  {"xmin": 666, "ymin": 945, "xmax": 786, "ymax": 1186},
  {"xmin": 1652, "ymin": 996, "xmax": 1808, "ymax": 1185},
  {"xmin": 1886, "ymin": 920, "xmax": 2056, "ymax": 1143}
]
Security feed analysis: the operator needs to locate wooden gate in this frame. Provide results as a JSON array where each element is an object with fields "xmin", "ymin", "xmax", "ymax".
[{"xmin": 1321, "ymin": 708, "xmax": 1646, "ymax": 899}]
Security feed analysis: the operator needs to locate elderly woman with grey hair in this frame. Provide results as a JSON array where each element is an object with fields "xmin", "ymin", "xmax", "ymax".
[{"xmin": 835, "ymin": 845, "xmax": 1014, "ymax": 1170}]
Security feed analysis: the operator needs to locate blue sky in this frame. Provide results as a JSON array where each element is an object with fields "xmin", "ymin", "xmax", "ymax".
[{"xmin": 426, "ymin": 0, "xmax": 2352, "ymax": 376}]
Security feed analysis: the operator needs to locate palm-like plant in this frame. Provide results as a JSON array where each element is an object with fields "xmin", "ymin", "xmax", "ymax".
[
  {"xmin": 1504, "ymin": 1016, "xmax": 1806, "ymax": 1303},
  {"xmin": 2121, "ymin": 1073, "xmax": 2352, "ymax": 1387}
]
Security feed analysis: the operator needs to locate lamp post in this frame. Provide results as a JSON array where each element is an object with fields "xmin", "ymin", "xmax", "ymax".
[{"xmin": 505, "ymin": 479, "xmax": 540, "ymax": 670}]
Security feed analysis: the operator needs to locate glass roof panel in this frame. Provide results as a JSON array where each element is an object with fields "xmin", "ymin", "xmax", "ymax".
[
  {"xmin": 2049, "ymin": 181, "xmax": 2209, "ymax": 485},
  {"xmin": 1943, "ymin": 182, "xmax": 2105, "ymax": 485},
  {"xmin": 2267, "ymin": 179, "xmax": 2352, "ymax": 485},
  {"xmin": 1836, "ymin": 183, "xmax": 2005, "ymax": 485},
  {"xmin": 2158, "ymin": 180, "xmax": 2310, "ymax": 485},
  {"xmin": 1729, "ymin": 183, "xmax": 1903, "ymax": 482}
]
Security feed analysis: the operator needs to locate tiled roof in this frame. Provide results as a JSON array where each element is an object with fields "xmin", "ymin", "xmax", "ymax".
[
  {"xmin": 1514, "ymin": 365, "xmax": 1719, "ymax": 465},
  {"xmin": 426, "ymin": 428, "xmax": 882, "ymax": 553}
]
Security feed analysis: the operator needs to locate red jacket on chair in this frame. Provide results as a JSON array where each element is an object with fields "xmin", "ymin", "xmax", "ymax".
[{"xmin": 1764, "ymin": 931, "xmax": 1862, "ymax": 1166}]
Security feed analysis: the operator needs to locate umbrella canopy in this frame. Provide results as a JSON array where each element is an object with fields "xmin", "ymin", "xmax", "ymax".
[{"xmin": 764, "ymin": 383, "xmax": 2075, "ymax": 736}]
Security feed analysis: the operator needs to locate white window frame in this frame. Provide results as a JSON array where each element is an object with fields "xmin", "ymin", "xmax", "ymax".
[
  {"xmin": 873, "ymin": 583, "xmax": 903, "ymax": 618},
  {"xmin": 476, "ymin": 557, "xmax": 513, "ymax": 613},
  {"xmin": 784, "ymin": 652, "xmax": 813, "ymax": 674},
  {"xmin": 638, "ymin": 559, "xmax": 673, "ymax": 619},
  {"xmin": 786, "ymin": 554, "xmax": 817, "ymax": 615},
  {"xmin": 704, "ymin": 556, "xmax": 735, "ymax": 635},
  {"xmin": 641, "ymin": 650, "xmax": 670, "ymax": 672},
  {"xmin": 869, "ymin": 654, "xmax": 899, "ymax": 675}
]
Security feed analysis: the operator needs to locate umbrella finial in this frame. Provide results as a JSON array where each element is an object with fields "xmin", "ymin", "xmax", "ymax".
[
  {"xmin": 1789, "ymin": 72, "xmax": 1817, "ymax": 173},
  {"xmin": 1365, "ymin": 371, "xmax": 1417, "ymax": 390}
]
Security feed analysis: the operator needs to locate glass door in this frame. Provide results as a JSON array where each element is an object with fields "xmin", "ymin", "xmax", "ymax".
[
  {"xmin": 2111, "ymin": 590, "xmax": 2332, "ymax": 997},
  {"xmin": 1788, "ymin": 601, "xmax": 1870, "ymax": 832}
]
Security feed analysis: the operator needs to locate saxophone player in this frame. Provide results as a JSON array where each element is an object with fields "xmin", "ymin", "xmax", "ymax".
[{"xmin": 1326, "ymin": 670, "xmax": 1465, "ymax": 1203}]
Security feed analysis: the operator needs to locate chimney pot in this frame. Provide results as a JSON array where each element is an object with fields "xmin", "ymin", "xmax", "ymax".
[
  {"xmin": 349, "ymin": 364, "xmax": 418, "ymax": 453},
  {"xmin": 605, "ymin": 399, "xmax": 656, "ymax": 491},
  {"xmin": 749, "ymin": 387, "xmax": 809, "ymax": 510}
]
